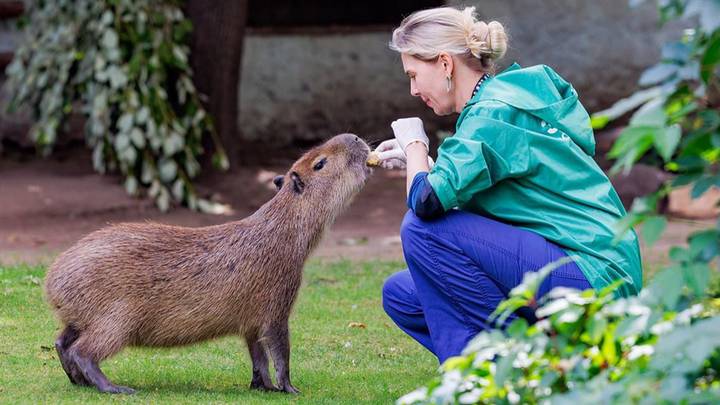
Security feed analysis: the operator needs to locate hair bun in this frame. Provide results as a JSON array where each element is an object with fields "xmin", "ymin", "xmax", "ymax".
[
  {"xmin": 486, "ymin": 21, "xmax": 507, "ymax": 60},
  {"xmin": 389, "ymin": 6, "xmax": 509, "ymax": 70},
  {"xmin": 466, "ymin": 20, "xmax": 490, "ymax": 59},
  {"xmin": 462, "ymin": 7, "xmax": 507, "ymax": 62}
]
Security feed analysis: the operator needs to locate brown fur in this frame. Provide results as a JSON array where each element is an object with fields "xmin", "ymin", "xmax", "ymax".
[{"xmin": 44, "ymin": 133, "xmax": 372, "ymax": 394}]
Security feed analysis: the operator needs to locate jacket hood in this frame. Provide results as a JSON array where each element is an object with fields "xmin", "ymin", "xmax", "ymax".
[{"xmin": 467, "ymin": 63, "xmax": 596, "ymax": 156}]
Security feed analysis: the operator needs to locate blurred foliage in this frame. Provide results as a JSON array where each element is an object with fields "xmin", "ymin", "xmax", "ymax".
[
  {"xmin": 594, "ymin": 0, "xmax": 720, "ymax": 256},
  {"xmin": 398, "ymin": 261, "xmax": 720, "ymax": 404},
  {"xmin": 3, "ymin": 0, "xmax": 229, "ymax": 212},
  {"xmin": 397, "ymin": 1, "xmax": 720, "ymax": 403}
]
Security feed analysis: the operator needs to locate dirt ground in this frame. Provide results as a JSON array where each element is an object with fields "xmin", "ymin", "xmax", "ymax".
[{"xmin": 0, "ymin": 151, "xmax": 714, "ymax": 270}]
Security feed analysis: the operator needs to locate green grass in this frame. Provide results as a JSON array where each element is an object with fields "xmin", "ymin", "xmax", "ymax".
[{"xmin": 0, "ymin": 261, "xmax": 436, "ymax": 404}]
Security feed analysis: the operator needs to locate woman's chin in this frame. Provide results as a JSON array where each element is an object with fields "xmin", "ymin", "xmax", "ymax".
[{"xmin": 432, "ymin": 106, "xmax": 454, "ymax": 116}]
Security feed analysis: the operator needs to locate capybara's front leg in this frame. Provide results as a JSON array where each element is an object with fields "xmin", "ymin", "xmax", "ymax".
[
  {"xmin": 266, "ymin": 321, "xmax": 299, "ymax": 394},
  {"xmin": 245, "ymin": 329, "xmax": 276, "ymax": 391}
]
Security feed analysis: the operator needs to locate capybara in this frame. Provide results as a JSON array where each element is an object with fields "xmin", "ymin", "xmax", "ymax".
[{"xmin": 44, "ymin": 133, "xmax": 372, "ymax": 394}]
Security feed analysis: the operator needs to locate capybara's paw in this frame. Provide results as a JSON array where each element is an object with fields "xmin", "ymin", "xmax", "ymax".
[
  {"xmin": 249, "ymin": 381, "xmax": 279, "ymax": 392},
  {"xmin": 280, "ymin": 382, "xmax": 300, "ymax": 394}
]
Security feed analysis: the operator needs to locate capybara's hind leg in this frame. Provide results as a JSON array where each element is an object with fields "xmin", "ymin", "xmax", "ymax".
[
  {"xmin": 55, "ymin": 325, "xmax": 89, "ymax": 386},
  {"xmin": 266, "ymin": 321, "xmax": 299, "ymax": 394},
  {"xmin": 245, "ymin": 329, "xmax": 276, "ymax": 391},
  {"xmin": 68, "ymin": 332, "xmax": 135, "ymax": 394}
]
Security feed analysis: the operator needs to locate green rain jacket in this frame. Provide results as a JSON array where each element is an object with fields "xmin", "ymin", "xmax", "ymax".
[{"xmin": 426, "ymin": 63, "xmax": 642, "ymax": 297}]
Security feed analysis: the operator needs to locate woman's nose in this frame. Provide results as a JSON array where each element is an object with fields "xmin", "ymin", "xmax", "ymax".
[{"xmin": 410, "ymin": 85, "xmax": 420, "ymax": 97}]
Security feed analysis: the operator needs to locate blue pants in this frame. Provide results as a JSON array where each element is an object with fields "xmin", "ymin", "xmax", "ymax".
[{"xmin": 382, "ymin": 210, "xmax": 591, "ymax": 363}]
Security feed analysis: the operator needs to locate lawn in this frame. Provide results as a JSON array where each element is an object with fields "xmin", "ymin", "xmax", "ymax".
[{"xmin": 0, "ymin": 260, "xmax": 437, "ymax": 404}]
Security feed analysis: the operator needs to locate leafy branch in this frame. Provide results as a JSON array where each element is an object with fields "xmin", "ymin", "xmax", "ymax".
[{"xmin": 3, "ymin": 0, "xmax": 229, "ymax": 212}]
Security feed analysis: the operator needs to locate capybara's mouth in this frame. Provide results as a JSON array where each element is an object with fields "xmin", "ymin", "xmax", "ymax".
[{"xmin": 354, "ymin": 141, "xmax": 373, "ymax": 181}]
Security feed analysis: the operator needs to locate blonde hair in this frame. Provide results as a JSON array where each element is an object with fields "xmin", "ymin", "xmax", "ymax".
[{"xmin": 389, "ymin": 6, "xmax": 508, "ymax": 72}]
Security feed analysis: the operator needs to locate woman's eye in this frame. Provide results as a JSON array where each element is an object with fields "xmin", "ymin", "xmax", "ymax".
[{"xmin": 313, "ymin": 158, "xmax": 326, "ymax": 171}]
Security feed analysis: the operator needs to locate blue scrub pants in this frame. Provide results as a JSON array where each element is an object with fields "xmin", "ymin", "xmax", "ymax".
[{"xmin": 382, "ymin": 210, "xmax": 591, "ymax": 363}]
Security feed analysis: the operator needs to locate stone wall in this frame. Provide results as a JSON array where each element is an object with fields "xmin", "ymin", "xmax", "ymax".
[
  {"xmin": 1, "ymin": 1, "xmax": 686, "ymax": 146},
  {"xmin": 238, "ymin": 0, "xmax": 684, "ymax": 144}
]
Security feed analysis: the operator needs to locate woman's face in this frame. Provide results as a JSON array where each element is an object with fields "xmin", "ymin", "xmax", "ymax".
[{"xmin": 401, "ymin": 53, "xmax": 454, "ymax": 116}]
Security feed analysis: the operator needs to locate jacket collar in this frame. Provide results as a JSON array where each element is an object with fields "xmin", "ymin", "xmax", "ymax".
[{"xmin": 458, "ymin": 62, "xmax": 521, "ymax": 125}]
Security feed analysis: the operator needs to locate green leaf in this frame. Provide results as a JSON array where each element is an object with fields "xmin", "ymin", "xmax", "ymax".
[
  {"xmin": 171, "ymin": 179, "xmax": 185, "ymax": 202},
  {"xmin": 158, "ymin": 159, "xmax": 178, "ymax": 183},
  {"xmin": 107, "ymin": 66, "xmax": 127, "ymax": 89},
  {"xmin": 591, "ymin": 115, "xmax": 610, "ymax": 130},
  {"xmin": 691, "ymin": 176, "xmax": 715, "ymax": 199},
  {"xmin": 156, "ymin": 187, "xmax": 171, "ymax": 212},
  {"xmin": 671, "ymin": 173, "xmax": 702, "ymax": 187},
  {"xmin": 101, "ymin": 29, "xmax": 119, "ymax": 49},
  {"xmin": 601, "ymin": 329, "xmax": 618, "ymax": 365},
  {"xmin": 494, "ymin": 350, "xmax": 517, "ymax": 386},
  {"xmin": 607, "ymin": 126, "xmax": 656, "ymax": 160},
  {"xmin": 615, "ymin": 313, "xmax": 649, "ymax": 337},
  {"xmin": 653, "ymin": 124, "xmax": 681, "ymax": 161},
  {"xmin": 163, "ymin": 132, "xmax": 184, "ymax": 156},
  {"xmin": 114, "ymin": 133, "xmax": 130, "ymax": 151},
  {"xmin": 141, "ymin": 159, "xmax": 154, "ymax": 183},
  {"xmin": 642, "ymin": 216, "xmax": 667, "ymax": 247},
  {"xmin": 212, "ymin": 152, "xmax": 230, "ymax": 171},
  {"xmin": 129, "ymin": 128, "xmax": 146, "ymax": 149},
  {"xmin": 630, "ymin": 98, "xmax": 667, "ymax": 127},
  {"xmin": 669, "ymin": 246, "xmax": 690, "ymax": 262},
  {"xmin": 648, "ymin": 266, "xmax": 684, "ymax": 309},
  {"xmin": 136, "ymin": 107, "xmax": 149, "ymax": 124},
  {"xmin": 507, "ymin": 318, "xmax": 528, "ymax": 338},
  {"xmin": 638, "ymin": 63, "xmax": 678, "ymax": 86},
  {"xmin": 688, "ymin": 229, "xmax": 719, "ymax": 261},
  {"xmin": 701, "ymin": 33, "xmax": 720, "ymax": 82},
  {"xmin": 613, "ymin": 213, "xmax": 645, "ymax": 244},
  {"xmin": 100, "ymin": 10, "xmax": 114, "ymax": 26},
  {"xmin": 674, "ymin": 156, "xmax": 707, "ymax": 171},
  {"xmin": 121, "ymin": 147, "xmax": 137, "ymax": 164},
  {"xmin": 585, "ymin": 314, "xmax": 607, "ymax": 345},
  {"xmin": 592, "ymin": 87, "xmax": 662, "ymax": 123},
  {"xmin": 124, "ymin": 176, "xmax": 138, "ymax": 196},
  {"xmin": 685, "ymin": 0, "xmax": 720, "ymax": 32},
  {"xmin": 683, "ymin": 263, "xmax": 710, "ymax": 297},
  {"xmin": 118, "ymin": 113, "xmax": 133, "ymax": 133},
  {"xmin": 661, "ymin": 42, "xmax": 691, "ymax": 63}
]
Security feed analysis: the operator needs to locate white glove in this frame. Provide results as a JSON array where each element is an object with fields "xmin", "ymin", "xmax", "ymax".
[
  {"xmin": 375, "ymin": 138, "xmax": 434, "ymax": 170},
  {"xmin": 391, "ymin": 117, "xmax": 430, "ymax": 152},
  {"xmin": 376, "ymin": 139, "xmax": 406, "ymax": 169}
]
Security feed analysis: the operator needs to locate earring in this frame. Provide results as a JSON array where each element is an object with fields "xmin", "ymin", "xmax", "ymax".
[{"xmin": 446, "ymin": 75, "xmax": 452, "ymax": 92}]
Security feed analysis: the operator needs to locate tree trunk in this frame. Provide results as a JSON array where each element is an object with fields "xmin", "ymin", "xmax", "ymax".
[
  {"xmin": 185, "ymin": 0, "xmax": 248, "ymax": 168},
  {"xmin": 0, "ymin": 1, "xmax": 24, "ymax": 19}
]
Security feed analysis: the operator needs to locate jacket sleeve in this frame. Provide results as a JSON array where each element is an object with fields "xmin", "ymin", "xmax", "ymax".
[
  {"xmin": 407, "ymin": 172, "xmax": 445, "ymax": 219},
  {"xmin": 427, "ymin": 112, "xmax": 535, "ymax": 211}
]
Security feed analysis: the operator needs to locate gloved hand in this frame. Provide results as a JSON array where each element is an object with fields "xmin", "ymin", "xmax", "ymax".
[
  {"xmin": 390, "ymin": 117, "xmax": 430, "ymax": 152},
  {"xmin": 375, "ymin": 138, "xmax": 434, "ymax": 170}
]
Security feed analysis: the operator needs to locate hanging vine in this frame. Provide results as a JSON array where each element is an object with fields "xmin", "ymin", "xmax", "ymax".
[{"xmin": 4, "ymin": 0, "xmax": 229, "ymax": 212}]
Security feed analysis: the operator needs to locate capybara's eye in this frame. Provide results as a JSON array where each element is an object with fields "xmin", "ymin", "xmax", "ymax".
[{"xmin": 313, "ymin": 158, "xmax": 327, "ymax": 171}]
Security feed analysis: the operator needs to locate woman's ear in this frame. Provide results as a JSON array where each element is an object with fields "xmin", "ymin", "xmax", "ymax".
[{"xmin": 438, "ymin": 52, "xmax": 454, "ymax": 76}]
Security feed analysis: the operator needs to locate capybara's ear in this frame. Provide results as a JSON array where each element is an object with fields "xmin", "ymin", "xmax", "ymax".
[
  {"xmin": 273, "ymin": 175, "xmax": 284, "ymax": 191},
  {"xmin": 290, "ymin": 171, "xmax": 305, "ymax": 194}
]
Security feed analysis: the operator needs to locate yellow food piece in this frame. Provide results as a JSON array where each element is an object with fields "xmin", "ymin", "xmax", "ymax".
[{"xmin": 366, "ymin": 151, "xmax": 381, "ymax": 167}]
